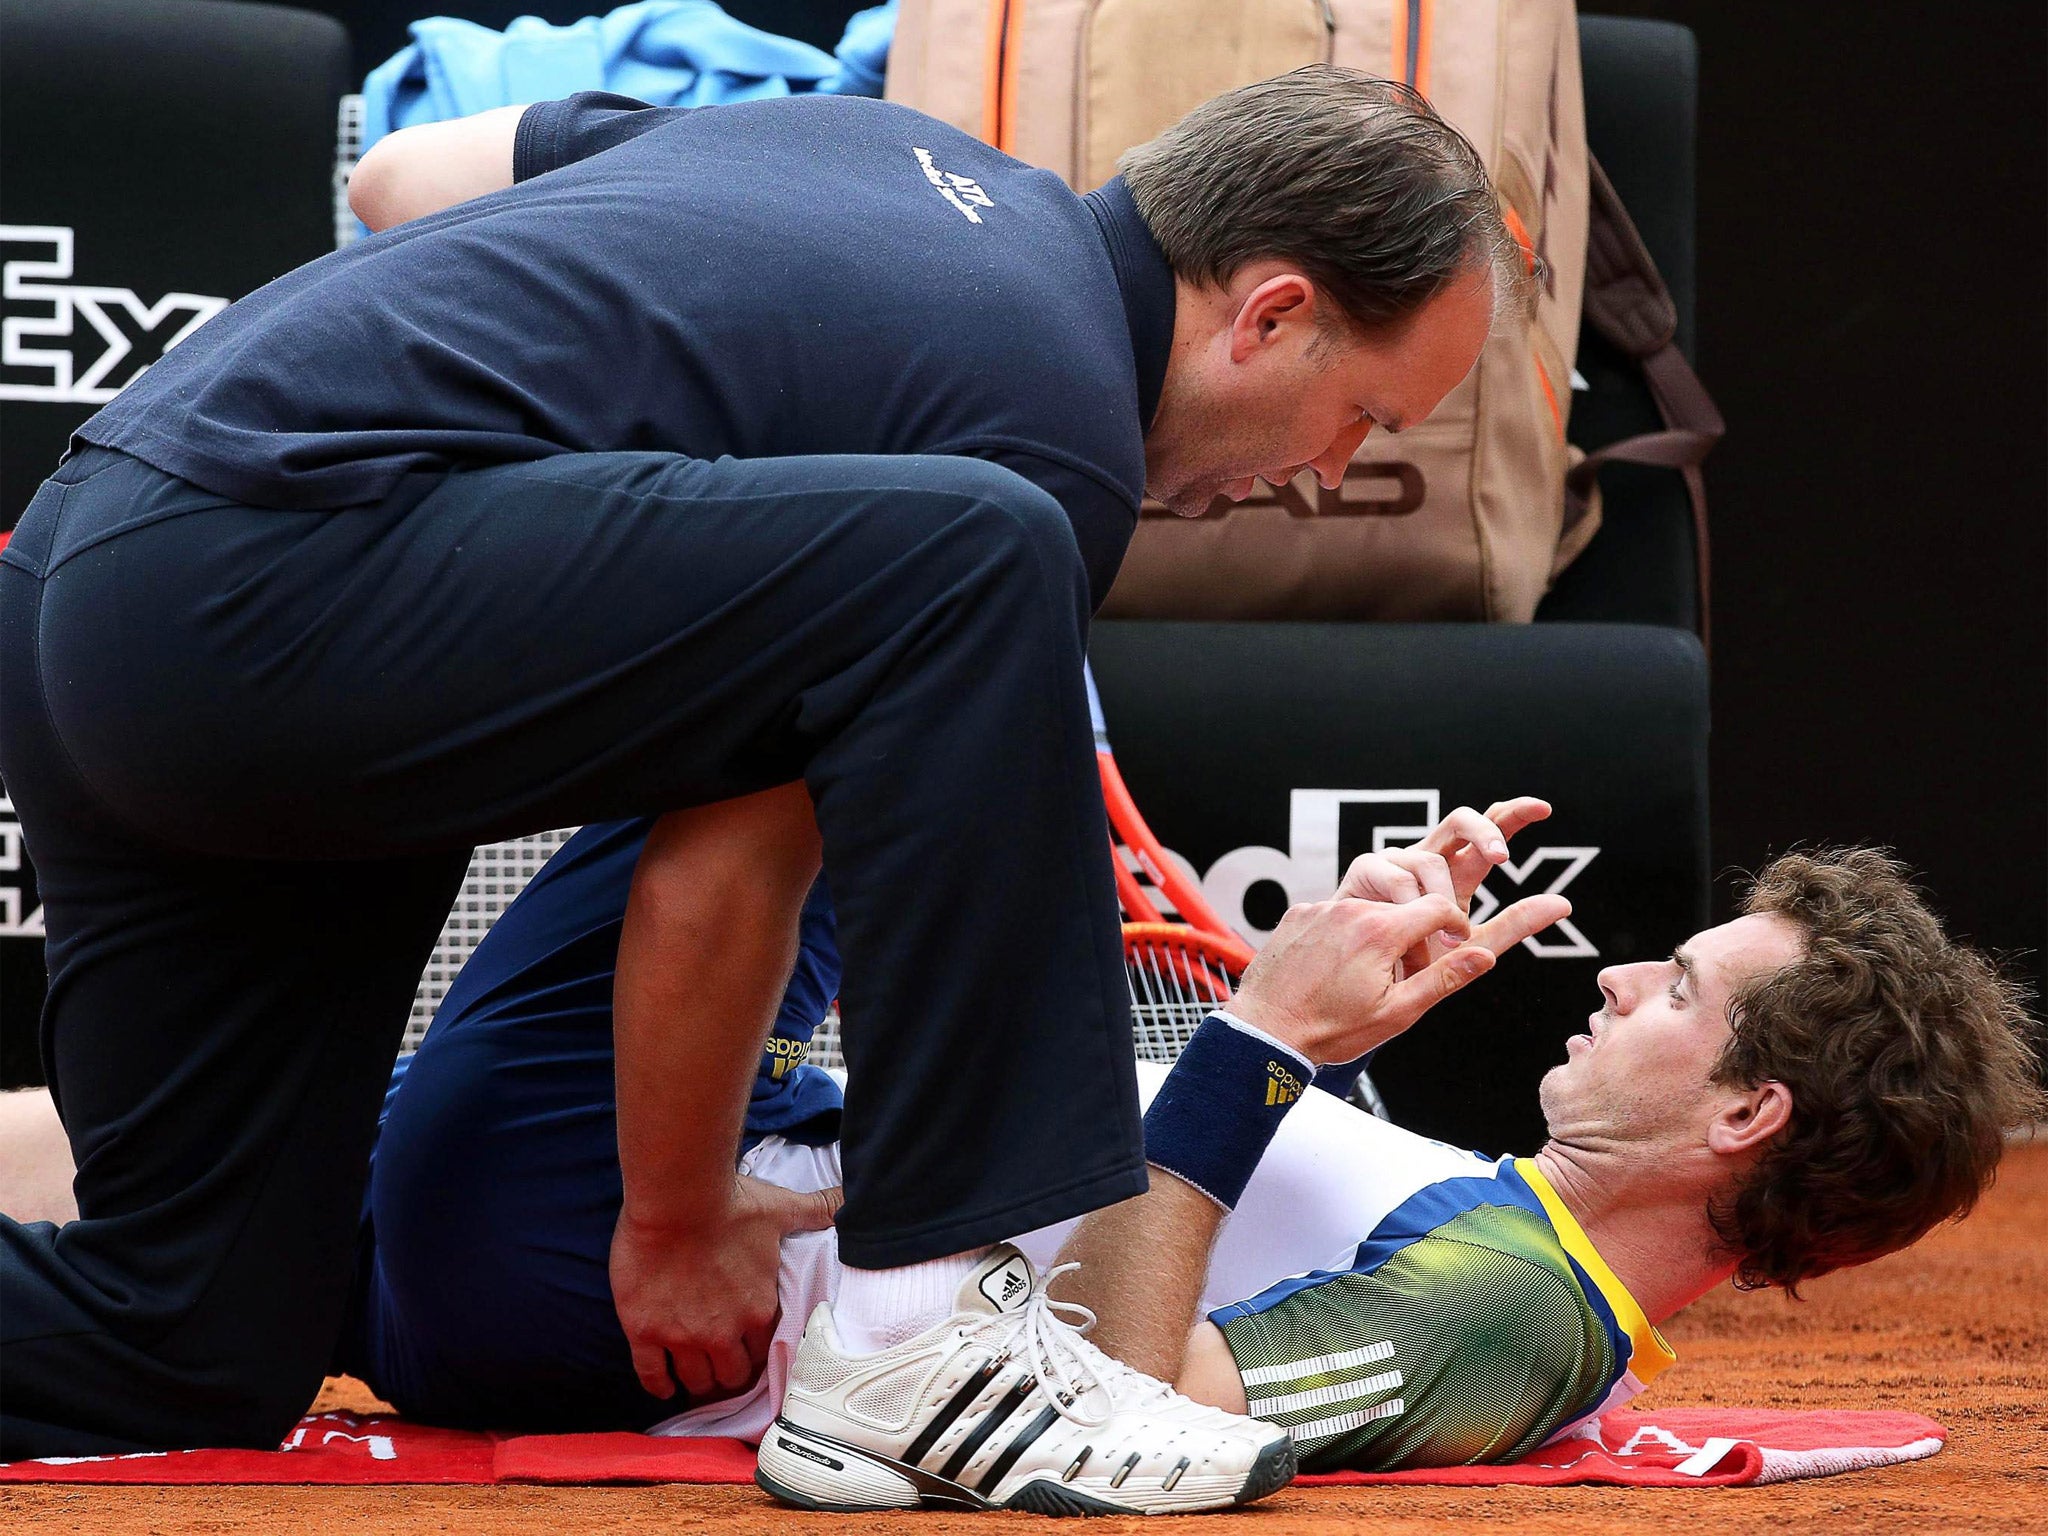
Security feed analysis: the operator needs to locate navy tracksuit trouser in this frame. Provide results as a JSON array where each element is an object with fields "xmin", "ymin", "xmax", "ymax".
[{"xmin": 0, "ymin": 446, "xmax": 1142, "ymax": 1457}]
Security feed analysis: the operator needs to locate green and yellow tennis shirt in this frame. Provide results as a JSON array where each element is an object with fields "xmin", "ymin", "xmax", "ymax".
[{"xmin": 1209, "ymin": 1147, "xmax": 1674, "ymax": 1471}]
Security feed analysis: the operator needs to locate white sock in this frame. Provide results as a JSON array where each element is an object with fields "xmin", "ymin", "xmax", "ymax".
[{"xmin": 833, "ymin": 1247, "xmax": 992, "ymax": 1355}]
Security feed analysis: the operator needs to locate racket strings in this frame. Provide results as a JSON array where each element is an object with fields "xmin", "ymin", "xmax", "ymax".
[{"xmin": 1123, "ymin": 926, "xmax": 1243, "ymax": 1062}]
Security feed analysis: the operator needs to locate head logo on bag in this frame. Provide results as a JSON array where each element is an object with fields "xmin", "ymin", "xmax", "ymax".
[
  {"xmin": 1139, "ymin": 460, "xmax": 1427, "ymax": 522},
  {"xmin": 889, "ymin": 0, "xmax": 1717, "ymax": 627}
]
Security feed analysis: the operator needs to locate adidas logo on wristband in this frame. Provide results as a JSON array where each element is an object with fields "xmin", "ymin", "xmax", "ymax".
[
  {"xmin": 1143, "ymin": 1015, "xmax": 1313, "ymax": 1210},
  {"xmin": 1265, "ymin": 1060, "xmax": 1304, "ymax": 1107}
]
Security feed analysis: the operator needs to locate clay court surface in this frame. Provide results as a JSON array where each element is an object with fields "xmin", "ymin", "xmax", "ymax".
[{"xmin": 6, "ymin": 1140, "xmax": 2044, "ymax": 1535}]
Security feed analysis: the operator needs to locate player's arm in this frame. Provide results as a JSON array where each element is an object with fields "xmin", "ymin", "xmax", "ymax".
[
  {"xmin": 1054, "ymin": 835, "xmax": 1568, "ymax": 1391},
  {"xmin": 348, "ymin": 105, "xmax": 526, "ymax": 231},
  {"xmin": 1048, "ymin": 890, "xmax": 1480, "ymax": 1379}
]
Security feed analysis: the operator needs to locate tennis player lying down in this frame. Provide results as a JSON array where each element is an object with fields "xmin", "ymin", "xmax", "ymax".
[
  {"xmin": 345, "ymin": 790, "xmax": 2040, "ymax": 1476},
  {"xmin": 2, "ymin": 806, "xmax": 2036, "ymax": 1495}
]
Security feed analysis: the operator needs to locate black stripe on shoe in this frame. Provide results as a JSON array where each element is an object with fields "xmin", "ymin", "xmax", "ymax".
[
  {"xmin": 903, "ymin": 1354, "xmax": 1005, "ymax": 1466},
  {"xmin": 936, "ymin": 1375, "xmax": 1034, "ymax": 1482},
  {"xmin": 763, "ymin": 1419, "xmax": 988, "ymax": 1512},
  {"xmin": 973, "ymin": 1403, "xmax": 1062, "ymax": 1495}
]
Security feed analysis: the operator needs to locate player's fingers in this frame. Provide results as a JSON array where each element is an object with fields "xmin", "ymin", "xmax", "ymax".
[
  {"xmin": 1384, "ymin": 847, "xmax": 1456, "ymax": 906},
  {"xmin": 1371, "ymin": 893, "xmax": 1471, "ymax": 956},
  {"xmin": 1482, "ymin": 798, "xmax": 1553, "ymax": 843},
  {"xmin": 1424, "ymin": 807, "xmax": 1510, "ymax": 903},
  {"xmin": 1380, "ymin": 851, "xmax": 1460, "ymax": 969},
  {"xmin": 1382, "ymin": 943, "xmax": 1498, "ymax": 1029},
  {"xmin": 1431, "ymin": 806, "xmax": 1511, "ymax": 862},
  {"xmin": 629, "ymin": 1339, "xmax": 677, "ymax": 1400},
  {"xmin": 1336, "ymin": 852, "xmax": 1421, "ymax": 903},
  {"xmin": 670, "ymin": 1347, "xmax": 719, "ymax": 1401},
  {"xmin": 769, "ymin": 1183, "xmax": 843, "ymax": 1235},
  {"xmin": 743, "ymin": 1316, "xmax": 778, "ymax": 1367},
  {"xmin": 801, "ymin": 1185, "xmax": 844, "ymax": 1230},
  {"xmin": 1473, "ymin": 894, "xmax": 1572, "ymax": 955}
]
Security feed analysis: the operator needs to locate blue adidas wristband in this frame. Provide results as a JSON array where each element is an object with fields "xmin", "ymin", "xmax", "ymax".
[{"xmin": 1142, "ymin": 1012, "xmax": 1315, "ymax": 1210}]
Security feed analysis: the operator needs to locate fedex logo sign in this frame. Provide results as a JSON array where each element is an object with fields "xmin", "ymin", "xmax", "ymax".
[
  {"xmin": 1183, "ymin": 789, "xmax": 1598, "ymax": 958},
  {"xmin": 0, "ymin": 795, "xmax": 43, "ymax": 940},
  {"xmin": 1, "ymin": 225, "xmax": 227, "ymax": 404}
]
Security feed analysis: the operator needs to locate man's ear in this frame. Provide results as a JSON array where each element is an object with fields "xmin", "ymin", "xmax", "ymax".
[
  {"xmin": 1705, "ymin": 1080, "xmax": 1791, "ymax": 1158},
  {"xmin": 1228, "ymin": 272, "xmax": 1317, "ymax": 363}
]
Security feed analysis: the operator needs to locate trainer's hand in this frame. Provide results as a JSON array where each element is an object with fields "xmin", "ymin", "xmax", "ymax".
[
  {"xmin": 1230, "ymin": 891, "xmax": 1572, "ymax": 1065},
  {"xmin": 610, "ymin": 1174, "xmax": 842, "ymax": 1402}
]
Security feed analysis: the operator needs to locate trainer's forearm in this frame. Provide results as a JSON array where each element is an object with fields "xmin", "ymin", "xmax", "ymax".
[
  {"xmin": 614, "ymin": 789, "xmax": 820, "ymax": 1234},
  {"xmin": 1051, "ymin": 1170, "xmax": 1225, "ymax": 1381}
]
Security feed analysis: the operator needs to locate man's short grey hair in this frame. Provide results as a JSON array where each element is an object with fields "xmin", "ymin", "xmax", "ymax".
[{"xmin": 1119, "ymin": 65, "xmax": 1531, "ymax": 334}]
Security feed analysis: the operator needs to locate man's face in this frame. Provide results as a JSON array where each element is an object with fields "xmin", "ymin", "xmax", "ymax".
[
  {"xmin": 1144, "ymin": 263, "xmax": 1494, "ymax": 518},
  {"xmin": 1537, "ymin": 912, "xmax": 1805, "ymax": 1152}
]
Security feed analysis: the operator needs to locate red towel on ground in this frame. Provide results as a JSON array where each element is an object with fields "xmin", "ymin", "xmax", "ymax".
[{"xmin": 0, "ymin": 1407, "xmax": 1944, "ymax": 1488}]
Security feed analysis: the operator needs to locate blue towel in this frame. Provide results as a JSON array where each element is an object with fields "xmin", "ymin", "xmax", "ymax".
[
  {"xmin": 830, "ymin": 0, "xmax": 895, "ymax": 98},
  {"xmin": 360, "ymin": 0, "xmax": 897, "ymax": 157}
]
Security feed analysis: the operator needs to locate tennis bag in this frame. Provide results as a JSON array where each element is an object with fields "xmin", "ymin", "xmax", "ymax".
[{"xmin": 887, "ymin": 0, "xmax": 1719, "ymax": 624}]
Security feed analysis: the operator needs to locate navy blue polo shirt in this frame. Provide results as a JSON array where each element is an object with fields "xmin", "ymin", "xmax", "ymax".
[{"xmin": 75, "ymin": 92, "xmax": 1176, "ymax": 602}]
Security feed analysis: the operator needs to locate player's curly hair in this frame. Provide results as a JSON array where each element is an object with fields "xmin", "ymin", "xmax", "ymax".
[{"xmin": 1708, "ymin": 847, "xmax": 2044, "ymax": 1296}]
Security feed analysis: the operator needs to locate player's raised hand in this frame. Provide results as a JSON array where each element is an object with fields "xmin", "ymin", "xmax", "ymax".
[
  {"xmin": 1421, "ymin": 798, "xmax": 1552, "ymax": 900},
  {"xmin": 1231, "ymin": 888, "xmax": 1571, "ymax": 1064},
  {"xmin": 1335, "ymin": 797, "xmax": 1554, "ymax": 975},
  {"xmin": 610, "ymin": 1173, "xmax": 840, "ymax": 1403}
]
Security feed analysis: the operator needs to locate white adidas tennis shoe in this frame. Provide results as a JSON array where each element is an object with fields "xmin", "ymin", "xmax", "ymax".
[{"xmin": 755, "ymin": 1244, "xmax": 1296, "ymax": 1515}]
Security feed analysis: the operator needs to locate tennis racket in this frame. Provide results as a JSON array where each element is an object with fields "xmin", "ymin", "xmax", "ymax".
[
  {"xmin": 1087, "ymin": 662, "xmax": 1389, "ymax": 1117},
  {"xmin": 1121, "ymin": 920, "xmax": 1251, "ymax": 1062},
  {"xmin": 1086, "ymin": 664, "xmax": 1255, "ymax": 961}
]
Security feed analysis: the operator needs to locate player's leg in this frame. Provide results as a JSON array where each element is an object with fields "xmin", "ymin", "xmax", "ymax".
[{"xmin": 0, "ymin": 1089, "xmax": 76, "ymax": 1226}]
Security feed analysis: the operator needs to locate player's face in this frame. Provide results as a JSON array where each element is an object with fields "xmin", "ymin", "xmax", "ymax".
[
  {"xmin": 1144, "ymin": 265, "xmax": 1492, "ymax": 518},
  {"xmin": 1537, "ymin": 912, "xmax": 1805, "ymax": 1149}
]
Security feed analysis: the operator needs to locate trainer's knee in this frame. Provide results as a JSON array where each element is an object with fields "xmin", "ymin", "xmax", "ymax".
[
  {"xmin": 919, "ymin": 459, "xmax": 1086, "ymax": 594},
  {"xmin": 176, "ymin": 1371, "xmax": 330, "ymax": 1451}
]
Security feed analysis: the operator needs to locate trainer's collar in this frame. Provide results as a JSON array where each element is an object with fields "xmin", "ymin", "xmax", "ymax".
[{"xmin": 1083, "ymin": 175, "xmax": 1175, "ymax": 433}]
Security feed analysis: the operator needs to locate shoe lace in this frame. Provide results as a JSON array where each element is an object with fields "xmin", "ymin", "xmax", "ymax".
[{"xmin": 965, "ymin": 1262, "xmax": 1173, "ymax": 1430}]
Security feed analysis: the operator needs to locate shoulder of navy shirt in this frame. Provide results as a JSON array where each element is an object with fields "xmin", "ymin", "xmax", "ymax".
[{"xmin": 76, "ymin": 91, "xmax": 1177, "ymax": 608}]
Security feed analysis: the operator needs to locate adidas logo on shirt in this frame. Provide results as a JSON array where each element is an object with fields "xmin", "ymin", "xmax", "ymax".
[
  {"xmin": 764, "ymin": 1035, "xmax": 810, "ymax": 1081},
  {"xmin": 912, "ymin": 147, "xmax": 996, "ymax": 225}
]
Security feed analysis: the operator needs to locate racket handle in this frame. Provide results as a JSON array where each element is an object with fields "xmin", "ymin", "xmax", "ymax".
[{"xmin": 1083, "ymin": 659, "xmax": 1110, "ymax": 751}]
